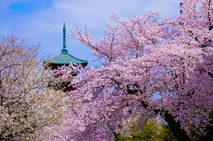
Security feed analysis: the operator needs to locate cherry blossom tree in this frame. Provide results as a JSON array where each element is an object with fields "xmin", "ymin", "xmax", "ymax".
[
  {"xmin": 0, "ymin": 35, "xmax": 70, "ymax": 140},
  {"xmin": 49, "ymin": 0, "xmax": 213, "ymax": 140}
]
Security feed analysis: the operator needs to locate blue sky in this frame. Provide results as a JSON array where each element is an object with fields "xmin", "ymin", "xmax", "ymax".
[{"xmin": 0, "ymin": 0, "xmax": 181, "ymax": 66}]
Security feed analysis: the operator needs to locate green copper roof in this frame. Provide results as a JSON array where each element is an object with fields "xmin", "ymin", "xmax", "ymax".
[
  {"xmin": 49, "ymin": 23, "xmax": 88, "ymax": 66},
  {"xmin": 51, "ymin": 53, "xmax": 88, "ymax": 65}
]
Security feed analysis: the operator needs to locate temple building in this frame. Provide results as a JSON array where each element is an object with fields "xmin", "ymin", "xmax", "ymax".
[
  {"xmin": 47, "ymin": 23, "xmax": 88, "ymax": 69},
  {"xmin": 45, "ymin": 23, "xmax": 88, "ymax": 91}
]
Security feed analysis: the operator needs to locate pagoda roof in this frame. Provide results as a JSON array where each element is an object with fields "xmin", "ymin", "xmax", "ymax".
[
  {"xmin": 50, "ymin": 49, "xmax": 88, "ymax": 65},
  {"xmin": 46, "ymin": 23, "xmax": 88, "ymax": 67}
]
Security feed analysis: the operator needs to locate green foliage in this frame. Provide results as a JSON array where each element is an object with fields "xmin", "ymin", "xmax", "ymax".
[
  {"xmin": 209, "ymin": 111, "xmax": 213, "ymax": 119},
  {"xmin": 115, "ymin": 118, "xmax": 177, "ymax": 141}
]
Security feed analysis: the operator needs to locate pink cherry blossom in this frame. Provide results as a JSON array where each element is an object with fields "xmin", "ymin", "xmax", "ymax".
[{"xmin": 45, "ymin": 0, "xmax": 213, "ymax": 140}]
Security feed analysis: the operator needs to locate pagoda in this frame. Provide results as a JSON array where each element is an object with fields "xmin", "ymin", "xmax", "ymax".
[
  {"xmin": 45, "ymin": 23, "xmax": 88, "ymax": 91},
  {"xmin": 47, "ymin": 23, "xmax": 88, "ymax": 69}
]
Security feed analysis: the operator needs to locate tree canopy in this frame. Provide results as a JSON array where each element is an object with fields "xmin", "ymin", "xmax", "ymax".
[
  {"xmin": 45, "ymin": 0, "xmax": 213, "ymax": 140},
  {"xmin": 0, "ymin": 35, "xmax": 70, "ymax": 140}
]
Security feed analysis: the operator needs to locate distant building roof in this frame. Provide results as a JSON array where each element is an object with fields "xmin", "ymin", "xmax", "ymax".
[
  {"xmin": 51, "ymin": 49, "xmax": 88, "ymax": 65},
  {"xmin": 46, "ymin": 23, "xmax": 88, "ymax": 68}
]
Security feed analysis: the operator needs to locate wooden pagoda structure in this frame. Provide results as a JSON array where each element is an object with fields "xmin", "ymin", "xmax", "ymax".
[{"xmin": 45, "ymin": 23, "xmax": 88, "ymax": 91}]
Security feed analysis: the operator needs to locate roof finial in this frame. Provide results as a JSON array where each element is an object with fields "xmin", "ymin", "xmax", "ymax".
[{"xmin": 61, "ymin": 22, "xmax": 68, "ymax": 54}]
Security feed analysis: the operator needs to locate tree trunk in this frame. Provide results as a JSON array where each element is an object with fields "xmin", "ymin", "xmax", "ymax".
[
  {"xmin": 164, "ymin": 112, "xmax": 213, "ymax": 141},
  {"xmin": 198, "ymin": 125, "xmax": 213, "ymax": 141},
  {"xmin": 143, "ymin": 102, "xmax": 213, "ymax": 141},
  {"xmin": 164, "ymin": 112, "xmax": 191, "ymax": 141}
]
